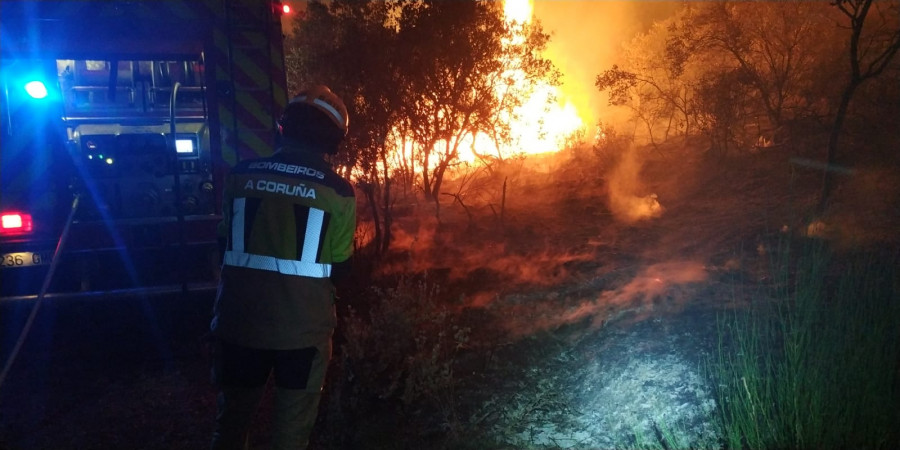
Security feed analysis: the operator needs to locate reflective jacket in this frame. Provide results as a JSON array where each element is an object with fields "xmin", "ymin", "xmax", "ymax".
[{"xmin": 211, "ymin": 144, "xmax": 356, "ymax": 349}]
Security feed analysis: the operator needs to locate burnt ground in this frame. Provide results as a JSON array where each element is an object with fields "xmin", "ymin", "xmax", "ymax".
[{"xmin": 1, "ymin": 140, "xmax": 898, "ymax": 449}]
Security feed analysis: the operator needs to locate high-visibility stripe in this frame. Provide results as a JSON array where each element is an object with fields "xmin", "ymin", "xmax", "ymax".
[
  {"xmin": 302, "ymin": 208, "xmax": 324, "ymax": 262},
  {"xmin": 224, "ymin": 251, "xmax": 332, "ymax": 278},
  {"xmin": 232, "ymin": 197, "xmax": 246, "ymax": 253},
  {"xmin": 228, "ymin": 199, "xmax": 330, "ymax": 278}
]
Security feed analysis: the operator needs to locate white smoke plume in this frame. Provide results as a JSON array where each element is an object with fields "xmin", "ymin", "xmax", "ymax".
[{"xmin": 607, "ymin": 145, "xmax": 663, "ymax": 223}]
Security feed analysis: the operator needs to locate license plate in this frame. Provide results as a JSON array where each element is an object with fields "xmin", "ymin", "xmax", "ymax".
[{"xmin": 1, "ymin": 251, "xmax": 50, "ymax": 268}]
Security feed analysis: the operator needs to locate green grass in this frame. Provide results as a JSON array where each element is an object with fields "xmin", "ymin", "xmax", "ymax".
[{"xmin": 709, "ymin": 241, "xmax": 900, "ymax": 449}]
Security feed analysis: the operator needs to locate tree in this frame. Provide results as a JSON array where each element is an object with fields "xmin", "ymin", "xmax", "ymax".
[
  {"xmin": 820, "ymin": 0, "xmax": 900, "ymax": 211},
  {"xmin": 397, "ymin": 1, "xmax": 557, "ymax": 217},
  {"xmin": 599, "ymin": 1, "xmax": 900, "ymax": 163},
  {"xmin": 287, "ymin": 0, "xmax": 407, "ymax": 255},
  {"xmin": 288, "ymin": 0, "xmax": 559, "ymax": 239},
  {"xmin": 692, "ymin": 68, "xmax": 756, "ymax": 158},
  {"xmin": 595, "ymin": 14, "xmax": 696, "ymax": 146},
  {"xmin": 672, "ymin": 2, "xmax": 847, "ymax": 154}
]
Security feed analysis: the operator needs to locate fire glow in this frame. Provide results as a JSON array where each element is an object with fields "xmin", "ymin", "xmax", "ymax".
[
  {"xmin": 460, "ymin": 0, "xmax": 584, "ymax": 162},
  {"xmin": 386, "ymin": 0, "xmax": 586, "ymax": 170}
]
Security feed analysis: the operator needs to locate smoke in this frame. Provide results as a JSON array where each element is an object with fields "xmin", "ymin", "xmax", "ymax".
[
  {"xmin": 532, "ymin": 1, "xmax": 681, "ymax": 130},
  {"xmin": 501, "ymin": 260, "xmax": 709, "ymax": 339},
  {"xmin": 607, "ymin": 145, "xmax": 663, "ymax": 223}
]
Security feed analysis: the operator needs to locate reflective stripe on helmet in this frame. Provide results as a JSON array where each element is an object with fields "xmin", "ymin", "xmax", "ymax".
[
  {"xmin": 288, "ymin": 85, "xmax": 349, "ymax": 135},
  {"xmin": 290, "ymin": 95, "xmax": 347, "ymax": 132}
]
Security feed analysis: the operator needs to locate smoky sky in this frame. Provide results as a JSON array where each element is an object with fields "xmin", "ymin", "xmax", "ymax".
[{"xmin": 532, "ymin": 1, "xmax": 680, "ymax": 129}]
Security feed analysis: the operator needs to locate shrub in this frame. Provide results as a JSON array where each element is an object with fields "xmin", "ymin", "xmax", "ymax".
[{"xmin": 327, "ymin": 273, "xmax": 472, "ymax": 446}]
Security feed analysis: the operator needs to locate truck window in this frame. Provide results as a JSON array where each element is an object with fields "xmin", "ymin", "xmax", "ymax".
[{"xmin": 59, "ymin": 58, "xmax": 206, "ymax": 117}]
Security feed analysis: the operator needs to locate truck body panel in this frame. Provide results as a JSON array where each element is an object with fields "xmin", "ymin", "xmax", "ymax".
[{"xmin": 1, "ymin": 0, "xmax": 289, "ymax": 298}]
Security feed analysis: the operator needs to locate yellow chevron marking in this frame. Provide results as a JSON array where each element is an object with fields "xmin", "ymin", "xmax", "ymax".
[
  {"xmin": 237, "ymin": 129, "xmax": 272, "ymax": 159},
  {"xmin": 232, "ymin": 47, "xmax": 270, "ymax": 89},
  {"xmin": 218, "ymin": 107, "xmax": 238, "ymax": 166},
  {"xmin": 235, "ymin": 91, "xmax": 272, "ymax": 128}
]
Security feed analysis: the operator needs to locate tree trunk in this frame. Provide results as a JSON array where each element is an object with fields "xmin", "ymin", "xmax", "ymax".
[
  {"xmin": 361, "ymin": 183, "xmax": 382, "ymax": 256},
  {"xmin": 430, "ymin": 159, "xmax": 449, "ymax": 221},
  {"xmin": 819, "ymin": 81, "xmax": 858, "ymax": 213},
  {"xmin": 379, "ymin": 151, "xmax": 393, "ymax": 255},
  {"xmin": 422, "ymin": 148, "xmax": 433, "ymax": 201}
]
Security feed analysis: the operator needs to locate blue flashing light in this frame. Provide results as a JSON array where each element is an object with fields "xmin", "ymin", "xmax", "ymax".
[{"xmin": 24, "ymin": 80, "xmax": 48, "ymax": 99}]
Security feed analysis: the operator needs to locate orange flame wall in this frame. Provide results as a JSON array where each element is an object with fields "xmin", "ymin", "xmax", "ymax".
[{"xmin": 531, "ymin": 1, "xmax": 680, "ymax": 132}]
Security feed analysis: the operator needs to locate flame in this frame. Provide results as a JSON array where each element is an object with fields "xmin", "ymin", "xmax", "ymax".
[
  {"xmin": 456, "ymin": 0, "xmax": 584, "ymax": 163},
  {"xmin": 504, "ymin": 0, "xmax": 532, "ymax": 24},
  {"xmin": 373, "ymin": 0, "xmax": 586, "ymax": 177}
]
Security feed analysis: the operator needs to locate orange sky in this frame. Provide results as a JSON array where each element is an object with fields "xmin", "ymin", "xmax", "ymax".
[{"xmin": 531, "ymin": 1, "xmax": 680, "ymax": 130}]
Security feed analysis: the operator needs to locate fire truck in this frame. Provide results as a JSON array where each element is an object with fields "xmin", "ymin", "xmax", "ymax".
[{"xmin": 0, "ymin": 0, "xmax": 292, "ymax": 299}]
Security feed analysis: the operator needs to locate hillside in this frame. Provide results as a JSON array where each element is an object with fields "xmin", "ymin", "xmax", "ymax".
[
  {"xmin": 321, "ymin": 136, "xmax": 899, "ymax": 448},
  {"xmin": 1, "ymin": 137, "xmax": 896, "ymax": 450}
]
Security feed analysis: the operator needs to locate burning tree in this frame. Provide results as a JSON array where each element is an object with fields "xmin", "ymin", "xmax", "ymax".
[
  {"xmin": 398, "ymin": 1, "xmax": 558, "ymax": 215},
  {"xmin": 287, "ymin": 0, "xmax": 558, "ymax": 253}
]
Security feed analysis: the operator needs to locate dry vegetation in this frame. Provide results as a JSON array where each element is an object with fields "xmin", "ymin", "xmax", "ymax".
[
  {"xmin": 1, "ymin": 135, "xmax": 897, "ymax": 449},
  {"xmin": 316, "ymin": 133, "xmax": 898, "ymax": 448}
]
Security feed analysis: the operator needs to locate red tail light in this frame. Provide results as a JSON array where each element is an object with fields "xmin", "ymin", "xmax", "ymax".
[{"xmin": 0, "ymin": 212, "xmax": 33, "ymax": 236}]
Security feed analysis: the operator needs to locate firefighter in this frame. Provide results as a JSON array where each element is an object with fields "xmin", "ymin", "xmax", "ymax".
[{"xmin": 210, "ymin": 85, "xmax": 356, "ymax": 450}]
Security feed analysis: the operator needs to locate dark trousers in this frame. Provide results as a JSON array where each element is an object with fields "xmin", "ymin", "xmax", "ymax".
[{"xmin": 210, "ymin": 339, "xmax": 331, "ymax": 450}]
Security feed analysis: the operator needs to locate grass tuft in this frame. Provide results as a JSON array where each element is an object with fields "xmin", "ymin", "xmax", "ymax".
[{"xmin": 708, "ymin": 241, "xmax": 900, "ymax": 449}]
